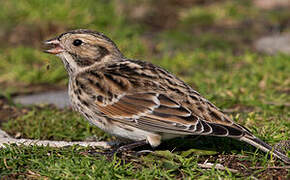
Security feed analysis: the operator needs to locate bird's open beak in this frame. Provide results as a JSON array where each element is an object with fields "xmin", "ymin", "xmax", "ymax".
[{"xmin": 44, "ymin": 38, "xmax": 64, "ymax": 54}]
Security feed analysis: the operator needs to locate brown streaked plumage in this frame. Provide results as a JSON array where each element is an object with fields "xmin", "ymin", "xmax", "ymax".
[{"xmin": 44, "ymin": 29, "xmax": 289, "ymax": 163}]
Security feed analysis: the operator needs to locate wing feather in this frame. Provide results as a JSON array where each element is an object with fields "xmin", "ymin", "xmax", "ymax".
[{"xmin": 94, "ymin": 92, "xmax": 244, "ymax": 138}]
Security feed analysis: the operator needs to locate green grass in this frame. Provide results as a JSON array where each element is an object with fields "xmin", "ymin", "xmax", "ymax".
[
  {"xmin": 0, "ymin": 145, "xmax": 245, "ymax": 179},
  {"xmin": 0, "ymin": 0, "xmax": 289, "ymax": 179}
]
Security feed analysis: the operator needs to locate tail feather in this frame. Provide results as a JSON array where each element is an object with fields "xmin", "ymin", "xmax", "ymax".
[{"xmin": 240, "ymin": 135, "xmax": 290, "ymax": 164}]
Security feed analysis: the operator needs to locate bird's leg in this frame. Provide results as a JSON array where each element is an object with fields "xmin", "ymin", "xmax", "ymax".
[
  {"xmin": 116, "ymin": 139, "xmax": 148, "ymax": 153},
  {"xmin": 88, "ymin": 140, "xmax": 148, "ymax": 157}
]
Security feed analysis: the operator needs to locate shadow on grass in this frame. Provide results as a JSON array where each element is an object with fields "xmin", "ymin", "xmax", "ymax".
[{"xmin": 126, "ymin": 135, "xmax": 256, "ymax": 158}]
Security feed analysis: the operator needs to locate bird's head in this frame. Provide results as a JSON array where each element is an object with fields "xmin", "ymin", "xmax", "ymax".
[{"xmin": 44, "ymin": 29, "xmax": 123, "ymax": 74}]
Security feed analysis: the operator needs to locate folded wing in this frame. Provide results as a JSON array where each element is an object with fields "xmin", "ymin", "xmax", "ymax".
[{"xmin": 95, "ymin": 92, "xmax": 245, "ymax": 138}]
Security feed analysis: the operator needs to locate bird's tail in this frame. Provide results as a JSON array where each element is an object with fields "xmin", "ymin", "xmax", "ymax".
[{"xmin": 240, "ymin": 135, "xmax": 290, "ymax": 164}]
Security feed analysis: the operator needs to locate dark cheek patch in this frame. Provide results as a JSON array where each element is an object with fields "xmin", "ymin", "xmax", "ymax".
[
  {"xmin": 70, "ymin": 53, "xmax": 95, "ymax": 67},
  {"xmin": 69, "ymin": 45, "xmax": 109, "ymax": 67},
  {"xmin": 98, "ymin": 46, "xmax": 109, "ymax": 57}
]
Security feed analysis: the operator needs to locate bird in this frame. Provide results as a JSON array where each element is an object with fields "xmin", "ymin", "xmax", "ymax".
[{"xmin": 44, "ymin": 29, "xmax": 289, "ymax": 163}]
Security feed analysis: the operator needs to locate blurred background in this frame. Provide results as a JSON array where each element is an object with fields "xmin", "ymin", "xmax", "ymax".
[{"xmin": 0, "ymin": 0, "xmax": 289, "ymax": 178}]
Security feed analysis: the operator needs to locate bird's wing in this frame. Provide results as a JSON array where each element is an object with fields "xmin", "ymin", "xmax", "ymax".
[
  {"xmin": 94, "ymin": 92, "xmax": 245, "ymax": 138},
  {"xmin": 74, "ymin": 66, "xmax": 247, "ymax": 138}
]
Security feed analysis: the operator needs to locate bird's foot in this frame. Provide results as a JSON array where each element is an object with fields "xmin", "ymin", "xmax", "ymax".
[{"xmin": 88, "ymin": 140, "xmax": 148, "ymax": 158}]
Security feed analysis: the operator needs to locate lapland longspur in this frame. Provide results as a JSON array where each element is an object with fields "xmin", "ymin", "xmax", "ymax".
[{"xmin": 44, "ymin": 29, "xmax": 289, "ymax": 163}]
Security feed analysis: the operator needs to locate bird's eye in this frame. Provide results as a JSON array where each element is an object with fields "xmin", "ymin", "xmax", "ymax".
[{"xmin": 73, "ymin": 39, "xmax": 83, "ymax": 46}]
